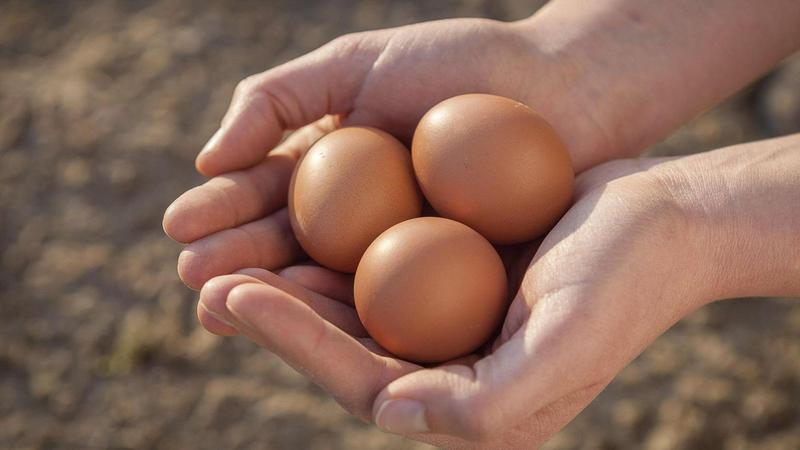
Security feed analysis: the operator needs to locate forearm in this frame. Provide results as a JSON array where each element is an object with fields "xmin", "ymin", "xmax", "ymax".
[
  {"xmin": 665, "ymin": 133, "xmax": 800, "ymax": 300},
  {"xmin": 518, "ymin": 0, "xmax": 800, "ymax": 167}
]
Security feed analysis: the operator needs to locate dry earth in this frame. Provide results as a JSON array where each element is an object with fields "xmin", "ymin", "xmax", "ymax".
[{"xmin": 1, "ymin": 1, "xmax": 799, "ymax": 449}]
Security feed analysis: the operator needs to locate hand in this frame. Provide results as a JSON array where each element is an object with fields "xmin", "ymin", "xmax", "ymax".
[
  {"xmin": 161, "ymin": 5, "xmax": 800, "ymax": 446},
  {"xmin": 162, "ymin": 17, "xmax": 610, "ymax": 290},
  {"xmin": 195, "ymin": 133, "xmax": 800, "ymax": 447},
  {"xmin": 193, "ymin": 154, "xmax": 717, "ymax": 448}
]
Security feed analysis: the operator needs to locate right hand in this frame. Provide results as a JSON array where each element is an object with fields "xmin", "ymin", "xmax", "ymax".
[
  {"xmin": 191, "ymin": 133, "xmax": 800, "ymax": 447},
  {"xmin": 188, "ymin": 154, "xmax": 707, "ymax": 448},
  {"xmin": 162, "ymin": 17, "xmax": 611, "ymax": 293}
]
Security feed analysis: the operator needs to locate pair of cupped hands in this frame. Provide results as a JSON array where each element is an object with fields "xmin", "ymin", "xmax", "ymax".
[{"xmin": 163, "ymin": 20, "xmax": 723, "ymax": 448}]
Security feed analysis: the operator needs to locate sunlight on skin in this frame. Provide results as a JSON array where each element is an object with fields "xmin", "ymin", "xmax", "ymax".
[
  {"xmin": 193, "ymin": 155, "xmax": 687, "ymax": 446},
  {"xmin": 164, "ymin": 0, "xmax": 800, "ymax": 446},
  {"xmin": 195, "ymin": 138, "xmax": 800, "ymax": 448}
]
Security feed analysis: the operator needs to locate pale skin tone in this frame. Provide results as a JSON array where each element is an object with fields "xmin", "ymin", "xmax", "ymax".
[{"xmin": 163, "ymin": 0, "xmax": 800, "ymax": 448}]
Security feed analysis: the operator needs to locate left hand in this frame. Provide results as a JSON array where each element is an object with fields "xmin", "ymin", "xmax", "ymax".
[{"xmin": 196, "ymin": 152, "xmax": 720, "ymax": 448}]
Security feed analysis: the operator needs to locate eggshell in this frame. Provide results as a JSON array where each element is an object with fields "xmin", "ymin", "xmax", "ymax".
[
  {"xmin": 289, "ymin": 127, "xmax": 422, "ymax": 272},
  {"xmin": 354, "ymin": 217, "xmax": 508, "ymax": 363},
  {"xmin": 412, "ymin": 93, "xmax": 574, "ymax": 244}
]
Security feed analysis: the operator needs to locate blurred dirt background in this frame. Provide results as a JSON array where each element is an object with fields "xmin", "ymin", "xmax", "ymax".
[{"xmin": 1, "ymin": 1, "xmax": 799, "ymax": 449}]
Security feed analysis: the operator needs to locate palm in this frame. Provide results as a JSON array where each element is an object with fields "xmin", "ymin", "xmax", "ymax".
[
  {"xmin": 200, "ymin": 159, "xmax": 687, "ymax": 448},
  {"xmin": 286, "ymin": 158, "xmax": 673, "ymax": 362}
]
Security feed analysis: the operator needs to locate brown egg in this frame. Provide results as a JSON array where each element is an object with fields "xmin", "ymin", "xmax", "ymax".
[
  {"xmin": 289, "ymin": 127, "xmax": 422, "ymax": 272},
  {"xmin": 412, "ymin": 94, "xmax": 574, "ymax": 244},
  {"xmin": 354, "ymin": 217, "xmax": 508, "ymax": 363}
]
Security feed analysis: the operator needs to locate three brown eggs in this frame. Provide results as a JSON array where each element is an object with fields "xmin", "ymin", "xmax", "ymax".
[{"xmin": 288, "ymin": 94, "xmax": 574, "ymax": 363}]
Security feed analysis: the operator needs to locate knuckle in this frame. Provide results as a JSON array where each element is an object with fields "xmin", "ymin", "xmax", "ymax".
[
  {"xmin": 177, "ymin": 248, "xmax": 206, "ymax": 290},
  {"xmin": 324, "ymin": 32, "xmax": 365, "ymax": 59},
  {"xmin": 328, "ymin": 32, "xmax": 357, "ymax": 49},
  {"xmin": 234, "ymin": 74, "xmax": 263, "ymax": 98},
  {"xmin": 305, "ymin": 320, "xmax": 330, "ymax": 357}
]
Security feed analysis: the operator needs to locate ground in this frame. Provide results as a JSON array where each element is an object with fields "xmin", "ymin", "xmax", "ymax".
[{"xmin": 1, "ymin": 1, "xmax": 800, "ymax": 449}]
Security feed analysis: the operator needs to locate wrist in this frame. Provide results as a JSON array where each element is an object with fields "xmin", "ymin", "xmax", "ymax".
[
  {"xmin": 610, "ymin": 166, "xmax": 716, "ymax": 315},
  {"xmin": 652, "ymin": 134, "xmax": 800, "ymax": 301},
  {"xmin": 515, "ymin": 0, "xmax": 800, "ymax": 172}
]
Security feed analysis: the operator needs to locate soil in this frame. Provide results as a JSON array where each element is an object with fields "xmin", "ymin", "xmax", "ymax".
[{"xmin": 1, "ymin": 1, "xmax": 799, "ymax": 449}]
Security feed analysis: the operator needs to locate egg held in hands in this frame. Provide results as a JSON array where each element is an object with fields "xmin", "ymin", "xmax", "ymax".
[
  {"xmin": 289, "ymin": 94, "xmax": 571, "ymax": 363},
  {"xmin": 412, "ymin": 93, "xmax": 574, "ymax": 244},
  {"xmin": 288, "ymin": 127, "xmax": 423, "ymax": 273},
  {"xmin": 354, "ymin": 217, "xmax": 508, "ymax": 363}
]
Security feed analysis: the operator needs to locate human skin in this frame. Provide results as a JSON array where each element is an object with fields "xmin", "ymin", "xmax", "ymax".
[
  {"xmin": 162, "ymin": 0, "xmax": 800, "ymax": 447},
  {"xmin": 194, "ymin": 133, "xmax": 800, "ymax": 448}
]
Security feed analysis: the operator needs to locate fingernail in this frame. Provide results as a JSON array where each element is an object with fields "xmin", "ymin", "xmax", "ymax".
[
  {"xmin": 374, "ymin": 399, "xmax": 429, "ymax": 435},
  {"xmin": 199, "ymin": 129, "xmax": 223, "ymax": 157}
]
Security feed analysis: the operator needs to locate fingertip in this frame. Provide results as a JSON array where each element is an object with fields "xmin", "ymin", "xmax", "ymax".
[
  {"xmin": 195, "ymin": 129, "xmax": 224, "ymax": 177},
  {"xmin": 197, "ymin": 301, "xmax": 239, "ymax": 336},
  {"xmin": 162, "ymin": 187, "xmax": 216, "ymax": 243},
  {"xmin": 195, "ymin": 155, "xmax": 213, "ymax": 177},
  {"xmin": 178, "ymin": 247, "xmax": 210, "ymax": 291},
  {"xmin": 195, "ymin": 151, "xmax": 222, "ymax": 178},
  {"xmin": 371, "ymin": 364, "xmax": 481, "ymax": 437},
  {"xmin": 195, "ymin": 100, "xmax": 283, "ymax": 177},
  {"xmin": 199, "ymin": 275, "xmax": 239, "ymax": 316},
  {"xmin": 198, "ymin": 273, "xmax": 272, "ymax": 331},
  {"xmin": 162, "ymin": 199, "xmax": 186, "ymax": 243}
]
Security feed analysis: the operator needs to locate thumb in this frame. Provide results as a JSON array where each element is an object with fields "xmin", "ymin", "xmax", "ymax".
[
  {"xmin": 371, "ymin": 339, "xmax": 535, "ymax": 441},
  {"xmin": 370, "ymin": 292, "xmax": 621, "ymax": 441},
  {"xmin": 196, "ymin": 32, "xmax": 382, "ymax": 177}
]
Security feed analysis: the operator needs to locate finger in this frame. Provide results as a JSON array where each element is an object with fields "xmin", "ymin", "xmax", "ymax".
[
  {"xmin": 370, "ymin": 290, "xmax": 619, "ymax": 440},
  {"xmin": 164, "ymin": 116, "xmax": 339, "ymax": 244},
  {"xmin": 177, "ymin": 208, "xmax": 302, "ymax": 290},
  {"xmin": 278, "ymin": 265, "xmax": 354, "ymax": 306},
  {"xmin": 199, "ymin": 269, "xmax": 364, "ymax": 337},
  {"xmin": 164, "ymin": 154, "xmax": 293, "ymax": 244},
  {"xmin": 198, "ymin": 274, "xmax": 268, "ymax": 334},
  {"xmin": 234, "ymin": 268, "xmax": 362, "ymax": 334},
  {"xmin": 371, "ymin": 379, "xmax": 609, "ymax": 450},
  {"xmin": 270, "ymin": 113, "xmax": 342, "ymax": 158},
  {"xmin": 224, "ymin": 282, "xmax": 418, "ymax": 419},
  {"xmin": 196, "ymin": 35, "xmax": 379, "ymax": 176},
  {"xmin": 197, "ymin": 301, "xmax": 239, "ymax": 336},
  {"xmin": 402, "ymin": 380, "xmax": 610, "ymax": 449}
]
